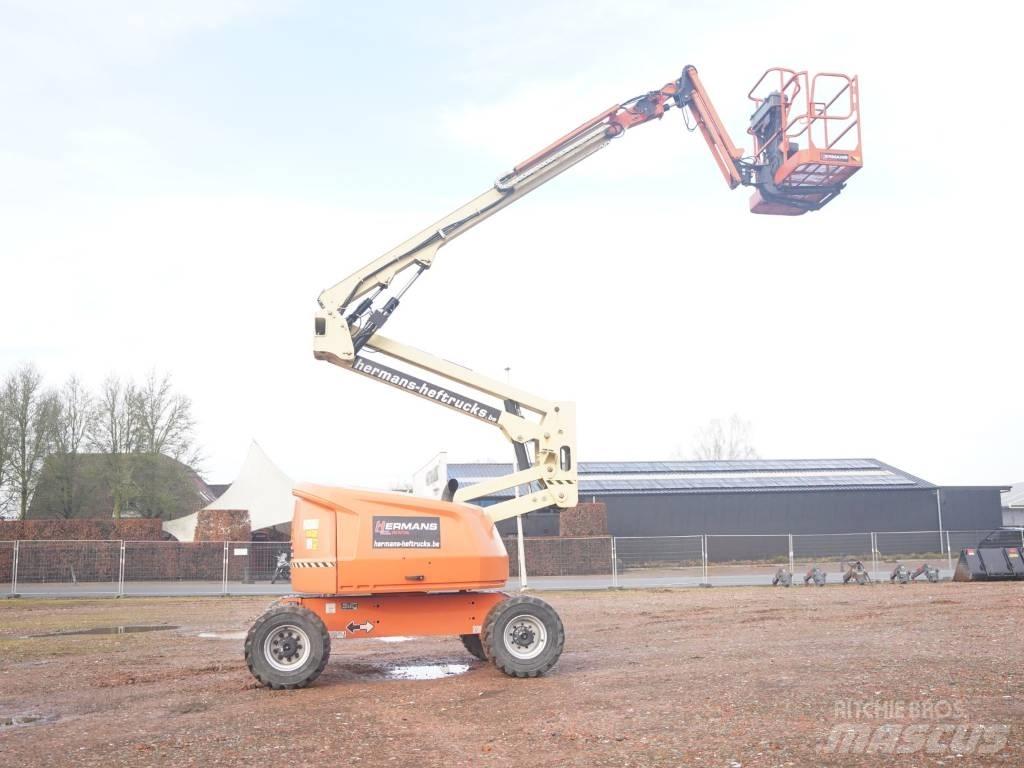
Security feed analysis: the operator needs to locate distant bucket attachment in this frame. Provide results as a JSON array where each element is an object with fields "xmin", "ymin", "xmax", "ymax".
[
  {"xmin": 953, "ymin": 547, "xmax": 1024, "ymax": 581},
  {"xmin": 746, "ymin": 69, "xmax": 862, "ymax": 215}
]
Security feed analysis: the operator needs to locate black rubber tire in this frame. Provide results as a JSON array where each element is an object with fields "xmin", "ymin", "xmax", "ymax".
[
  {"xmin": 460, "ymin": 633, "xmax": 488, "ymax": 661},
  {"xmin": 481, "ymin": 595, "xmax": 564, "ymax": 678},
  {"xmin": 245, "ymin": 604, "xmax": 330, "ymax": 690}
]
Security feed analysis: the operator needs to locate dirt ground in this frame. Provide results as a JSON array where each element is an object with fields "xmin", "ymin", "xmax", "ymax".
[{"xmin": 1, "ymin": 583, "xmax": 1021, "ymax": 767}]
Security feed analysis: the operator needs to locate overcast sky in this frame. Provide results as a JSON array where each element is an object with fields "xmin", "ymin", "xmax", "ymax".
[{"xmin": 1, "ymin": 1, "xmax": 1020, "ymax": 489}]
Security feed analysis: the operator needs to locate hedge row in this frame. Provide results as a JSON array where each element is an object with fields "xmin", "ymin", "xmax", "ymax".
[
  {"xmin": 559, "ymin": 502, "xmax": 608, "ymax": 537},
  {"xmin": 195, "ymin": 509, "xmax": 251, "ymax": 542},
  {"xmin": 503, "ymin": 536, "xmax": 613, "ymax": 576},
  {"xmin": 0, "ymin": 518, "xmax": 163, "ymax": 542}
]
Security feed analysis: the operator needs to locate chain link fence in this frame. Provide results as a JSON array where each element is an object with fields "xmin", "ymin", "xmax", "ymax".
[
  {"xmin": 873, "ymin": 530, "xmax": 948, "ymax": 578},
  {"xmin": 613, "ymin": 535, "xmax": 704, "ymax": 587},
  {"xmin": 792, "ymin": 533, "xmax": 874, "ymax": 585},
  {"xmin": 2, "ymin": 528, "xmax": 1021, "ymax": 596},
  {"xmin": 705, "ymin": 534, "xmax": 790, "ymax": 586},
  {"xmin": 507, "ymin": 536, "xmax": 613, "ymax": 590},
  {"xmin": 13, "ymin": 540, "xmax": 122, "ymax": 596},
  {"xmin": 225, "ymin": 541, "xmax": 293, "ymax": 594},
  {"xmin": 122, "ymin": 541, "xmax": 229, "ymax": 596}
]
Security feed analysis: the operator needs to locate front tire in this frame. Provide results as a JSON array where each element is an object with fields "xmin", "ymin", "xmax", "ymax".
[
  {"xmin": 481, "ymin": 595, "xmax": 564, "ymax": 678},
  {"xmin": 245, "ymin": 604, "xmax": 330, "ymax": 689}
]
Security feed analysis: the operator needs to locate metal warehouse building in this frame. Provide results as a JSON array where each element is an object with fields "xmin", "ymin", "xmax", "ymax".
[{"xmin": 412, "ymin": 454, "xmax": 1004, "ymax": 538}]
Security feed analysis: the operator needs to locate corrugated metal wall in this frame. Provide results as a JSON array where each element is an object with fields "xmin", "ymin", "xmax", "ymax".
[{"xmin": 496, "ymin": 486, "xmax": 1004, "ymax": 538}]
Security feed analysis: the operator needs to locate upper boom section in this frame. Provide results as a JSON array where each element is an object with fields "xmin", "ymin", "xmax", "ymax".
[
  {"xmin": 315, "ymin": 65, "xmax": 861, "ymax": 347},
  {"xmin": 315, "ymin": 66, "xmax": 753, "ymax": 346}
]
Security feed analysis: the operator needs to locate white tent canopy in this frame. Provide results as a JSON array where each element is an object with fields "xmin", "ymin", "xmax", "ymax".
[{"xmin": 163, "ymin": 441, "xmax": 294, "ymax": 542}]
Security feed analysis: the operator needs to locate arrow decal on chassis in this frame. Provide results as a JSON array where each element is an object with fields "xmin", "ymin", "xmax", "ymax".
[{"xmin": 346, "ymin": 621, "xmax": 374, "ymax": 633}]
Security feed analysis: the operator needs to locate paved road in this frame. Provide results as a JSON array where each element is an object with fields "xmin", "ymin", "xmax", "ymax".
[{"xmin": 4, "ymin": 567, "xmax": 956, "ymax": 597}]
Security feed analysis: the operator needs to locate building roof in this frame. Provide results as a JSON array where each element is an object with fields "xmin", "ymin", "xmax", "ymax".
[
  {"xmin": 206, "ymin": 483, "xmax": 231, "ymax": 500},
  {"xmin": 447, "ymin": 458, "xmax": 935, "ymax": 499}
]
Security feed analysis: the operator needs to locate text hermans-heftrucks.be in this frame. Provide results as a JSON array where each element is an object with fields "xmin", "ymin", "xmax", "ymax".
[{"xmin": 353, "ymin": 356, "xmax": 500, "ymax": 423}]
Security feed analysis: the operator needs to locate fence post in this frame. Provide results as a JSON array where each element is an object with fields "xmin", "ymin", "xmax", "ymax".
[
  {"xmin": 611, "ymin": 537, "xmax": 618, "ymax": 588},
  {"xmin": 946, "ymin": 531, "xmax": 953, "ymax": 574},
  {"xmin": 870, "ymin": 532, "xmax": 878, "ymax": 580},
  {"xmin": 701, "ymin": 535, "xmax": 708, "ymax": 585},
  {"xmin": 118, "ymin": 540, "xmax": 126, "ymax": 597},
  {"xmin": 11, "ymin": 540, "xmax": 19, "ymax": 596},
  {"xmin": 222, "ymin": 541, "xmax": 229, "ymax": 595},
  {"xmin": 788, "ymin": 533, "xmax": 794, "ymax": 574}
]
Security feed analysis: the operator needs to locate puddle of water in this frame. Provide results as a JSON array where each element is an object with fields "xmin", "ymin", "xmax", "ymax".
[
  {"xmin": 374, "ymin": 636, "xmax": 414, "ymax": 643},
  {"xmin": 198, "ymin": 631, "xmax": 247, "ymax": 640},
  {"xmin": 340, "ymin": 661, "xmax": 470, "ymax": 681},
  {"xmin": 33, "ymin": 625, "xmax": 178, "ymax": 638},
  {"xmin": 387, "ymin": 663, "xmax": 469, "ymax": 680}
]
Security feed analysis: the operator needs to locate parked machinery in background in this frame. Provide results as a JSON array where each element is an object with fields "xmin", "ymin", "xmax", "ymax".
[
  {"xmin": 804, "ymin": 566, "xmax": 827, "ymax": 586},
  {"xmin": 841, "ymin": 559, "xmax": 872, "ymax": 585},
  {"xmin": 772, "ymin": 568, "xmax": 793, "ymax": 587},
  {"xmin": 911, "ymin": 563, "xmax": 940, "ymax": 583},
  {"xmin": 890, "ymin": 562, "xmax": 911, "ymax": 584},
  {"xmin": 953, "ymin": 547, "xmax": 1024, "ymax": 582}
]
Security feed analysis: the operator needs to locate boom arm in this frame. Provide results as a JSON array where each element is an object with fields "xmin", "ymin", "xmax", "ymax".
[
  {"xmin": 312, "ymin": 66, "xmax": 840, "ymax": 522},
  {"xmin": 315, "ymin": 66, "xmax": 741, "ymax": 332}
]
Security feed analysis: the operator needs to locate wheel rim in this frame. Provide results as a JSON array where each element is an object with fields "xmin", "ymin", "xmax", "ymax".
[
  {"xmin": 263, "ymin": 624, "xmax": 312, "ymax": 672},
  {"xmin": 503, "ymin": 614, "xmax": 548, "ymax": 660}
]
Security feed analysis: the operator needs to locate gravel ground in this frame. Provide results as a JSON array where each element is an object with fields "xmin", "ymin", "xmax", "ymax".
[{"xmin": 0, "ymin": 583, "xmax": 1021, "ymax": 767}]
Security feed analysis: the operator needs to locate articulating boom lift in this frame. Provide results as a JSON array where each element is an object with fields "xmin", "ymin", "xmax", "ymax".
[{"xmin": 245, "ymin": 66, "xmax": 863, "ymax": 689}]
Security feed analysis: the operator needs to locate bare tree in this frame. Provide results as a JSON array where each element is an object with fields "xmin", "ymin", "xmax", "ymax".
[
  {"xmin": 47, "ymin": 376, "xmax": 99, "ymax": 518},
  {"xmin": 134, "ymin": 371, "xmax": 199, "ymax": 465},
  {"xmin": 92, "ymin": 372, "xmax": 202, "ymax": 518},
  {"xmin": 95, "ymin": 376, "xmax": 140, "ymax": 455},
  {"xmin": 0, "ymin": 383, "xmax": 14, "ymax": 518},
  {"xmin": 691, "ymin": 414, "xmax": 759, "ymax": 460},
  {"xmin": 3, "ymin": 364, "xmax": 58, "ymax": 518},
  {"xmin": 129, "ymin": 454, "xmax": 201, "ymax": 519},
  {"xmin": 92, "ymin": 375, "xmax": 141, "ymax": 518}
]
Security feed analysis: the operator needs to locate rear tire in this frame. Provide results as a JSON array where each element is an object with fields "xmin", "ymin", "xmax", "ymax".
[
  {"xmin": 481, "ymin": 595, "xmax": 564, "ymax": 678},
  {"xmin": 460, "ymin": 633, "xmax": 488, "ymax": 661},
  {"xmin": 245, "ymin": 604, "xmax": 330, "ymax": 689}
]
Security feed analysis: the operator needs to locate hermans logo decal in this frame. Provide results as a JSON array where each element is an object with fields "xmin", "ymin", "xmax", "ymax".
[
  {"xmin": 372, "ymin": 516, "xmax": 441, "ymax": 549},
  {"xmin": 352, "ymin": 356, "xmax": 501, "ymax": 424},
  {"xmin": 821, "ymin": 152, "xmax": 851, "ymax": 162}
]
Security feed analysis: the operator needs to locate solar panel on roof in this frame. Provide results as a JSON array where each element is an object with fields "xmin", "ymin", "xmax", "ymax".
[{"xmin": 445, "ymin": 457, "xmax": 926, "ymax": 500}]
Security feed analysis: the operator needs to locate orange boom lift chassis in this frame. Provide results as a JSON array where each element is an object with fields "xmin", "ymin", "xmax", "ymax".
[{"xmin": 244, "ymin": 64, "xmax": 863, "ymax": 689}]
